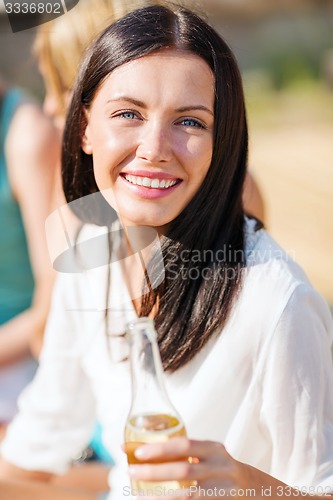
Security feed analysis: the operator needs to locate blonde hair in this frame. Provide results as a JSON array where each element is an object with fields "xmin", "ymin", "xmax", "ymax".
[{"xmin": 34, "ymin": 0, "xmax": 167, "ymax": 117}]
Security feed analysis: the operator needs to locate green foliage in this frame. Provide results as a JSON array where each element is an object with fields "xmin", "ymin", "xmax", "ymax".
[{"xmin": 265, "ymin": 51, "xmax": 317, "ymax": 89}]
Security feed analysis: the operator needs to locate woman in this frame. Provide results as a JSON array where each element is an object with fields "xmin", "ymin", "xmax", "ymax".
[
  {"xmin": 0, "ymin": 79, "xmax": 58, "ymax": 435},
  {"xmin": 1, "ymin": 5, "xmax": 332, "ymax": 499}
]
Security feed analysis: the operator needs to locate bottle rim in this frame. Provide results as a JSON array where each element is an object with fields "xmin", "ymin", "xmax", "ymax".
[{"xmin": 125, "ymin": 317, "xmax": 156, "ymax": 341}]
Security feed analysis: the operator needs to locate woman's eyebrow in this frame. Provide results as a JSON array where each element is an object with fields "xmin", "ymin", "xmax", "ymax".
[
  {"xmin": 107, "ymin": 97, "xmax": 214, "ymax": 116},
  {"xmin": 175, "ymin": 105, "xmax": 214, "ymax": 116},
  {"xmin": 106, "ymin": 97, "xmax": 146, "ymax": 108}
]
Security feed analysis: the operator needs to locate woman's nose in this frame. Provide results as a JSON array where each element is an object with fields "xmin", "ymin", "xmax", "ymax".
[{"xmin": 136, "ymin": 123, "xmax": 172, "ymax": 162}]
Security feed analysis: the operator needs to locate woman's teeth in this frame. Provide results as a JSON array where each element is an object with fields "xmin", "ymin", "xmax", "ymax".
[{"xmin": 123, "ymin": 174, "xmax": 178, "ymax": 189}]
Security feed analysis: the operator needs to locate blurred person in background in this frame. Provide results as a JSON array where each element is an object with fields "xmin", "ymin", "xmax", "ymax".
[{"xmin": 0, "ymin": 78, "xmax": 58, "ymax": 438}]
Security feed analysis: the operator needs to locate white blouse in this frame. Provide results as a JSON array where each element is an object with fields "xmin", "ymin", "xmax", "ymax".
[{"xmin": 2, "ymin": 219, "xmax": 333, "ymax": 498}]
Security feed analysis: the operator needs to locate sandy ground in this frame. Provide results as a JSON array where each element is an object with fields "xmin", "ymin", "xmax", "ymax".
[{"xmin": 247, "ymin": 85, "xmax": 333, "ymax": 307}]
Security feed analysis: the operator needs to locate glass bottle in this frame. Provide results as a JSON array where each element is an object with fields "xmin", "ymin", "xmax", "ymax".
[{"xmin": 124, "ymin": 317, "xmax": 187, "ymax": 494}]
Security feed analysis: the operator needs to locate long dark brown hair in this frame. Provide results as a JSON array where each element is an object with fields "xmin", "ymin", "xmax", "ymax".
[{"xmin": 62, "ymin": 4, "xmax": 248, "ymax": 372}]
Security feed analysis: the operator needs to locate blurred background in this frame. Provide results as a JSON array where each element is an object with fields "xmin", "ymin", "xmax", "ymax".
[{"xmin": 0, "ymin": 0, "xmax": 332, "ymax": 311}]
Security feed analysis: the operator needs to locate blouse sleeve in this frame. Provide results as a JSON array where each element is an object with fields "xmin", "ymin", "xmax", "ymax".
[
  {"xmin": 260, "ymin": 283, "xmax": 333, "ymax": 491},
  {"xmin": 0, "ymin": 271, "xmax": 96, "ymax": 475}
]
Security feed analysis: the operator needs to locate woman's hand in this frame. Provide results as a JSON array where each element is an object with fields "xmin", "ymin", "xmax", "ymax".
[
  {"xmin": 126, "ymin": 437, "xmax": 316, "ymax": 499},
  {"xmin": 126, "ymin": 437, "xmax": 258, "ymax": 499}
]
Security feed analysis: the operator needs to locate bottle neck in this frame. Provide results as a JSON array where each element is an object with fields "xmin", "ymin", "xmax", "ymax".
[{"xmin": 127, "ymin": 319, "xmax": 175, "ymax": 417}]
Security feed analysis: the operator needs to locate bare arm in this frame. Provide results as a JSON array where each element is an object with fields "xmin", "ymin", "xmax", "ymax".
[
  {"xmin": 0, "ymin": 458, "xmax": 100, "ymax": 499},
  {"xmin": 0, "ymin": 456, "xmax": 53, "ymax": 483},
  {"xmin": 0, "ymin": 102, "xmax": 60, "ymax": 365},
  {"xmin": 0, "ymin": 454, "xmax": 110, "ymax": 499},
  {"xmin": 0, "ymin": 481, "xmax": 96, "ymax": 500}
]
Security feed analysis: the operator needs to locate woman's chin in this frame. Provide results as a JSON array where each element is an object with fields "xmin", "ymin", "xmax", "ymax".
[{"xmin": 119, "ymin": 214, "xmax": 173, "ymax": 233}]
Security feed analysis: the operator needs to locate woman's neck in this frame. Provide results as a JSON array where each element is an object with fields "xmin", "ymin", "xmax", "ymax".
[{"xmin": 116, "ymin": 222, "xmax": 161, "ymax": 319}]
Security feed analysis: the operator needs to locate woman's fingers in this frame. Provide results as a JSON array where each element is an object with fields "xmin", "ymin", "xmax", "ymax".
[
  {"xmin": 133, "ymin": 437, "xmax": 228, "ymax": 463},
  {"xmin": 127, "ymin": 438, "xmax": 241, "ymax": 497},
  {"xmin": 129, "ymin": 460, "xmax": 231, "ymax": 483},
  {"xmin": 129, "ymin": 461, "xmax": 200, "ymax": 482}
]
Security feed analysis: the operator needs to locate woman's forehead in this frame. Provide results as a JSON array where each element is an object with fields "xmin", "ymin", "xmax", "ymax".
[{"xmin": 92, "ymin": 49, "xmax": 215, "ymax": 109}]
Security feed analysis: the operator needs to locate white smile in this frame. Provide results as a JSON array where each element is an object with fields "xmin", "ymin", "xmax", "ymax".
[{"xmin": 122, "ymin": 174, "xmax": 179, "ymax": 189}]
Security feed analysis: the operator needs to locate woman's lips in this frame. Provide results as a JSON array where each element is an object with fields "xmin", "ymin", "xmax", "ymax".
[
  {"xmin": 121, "ymin": 173, "xmax": 181, "ymax": 189},
  {"xmin": 120, "ymin": 173, "xmax": 182, "ymax": 199}
]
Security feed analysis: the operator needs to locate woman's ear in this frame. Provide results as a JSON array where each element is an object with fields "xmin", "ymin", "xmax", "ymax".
[
  {"xmin": 81, "ymin": 107, "xmax": 93, "ymax": 155},
  {"xmin": 82, "ymin": 125, "xmax": 93, "ymax": 155}
]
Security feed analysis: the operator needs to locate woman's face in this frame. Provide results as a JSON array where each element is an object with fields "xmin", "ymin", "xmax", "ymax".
[{"xmin": 82, "ymin": 49, "xmax": 215, "ymax": 233}]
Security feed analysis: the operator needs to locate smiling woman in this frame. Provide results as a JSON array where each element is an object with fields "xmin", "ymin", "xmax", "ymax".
[
  {"xmin": 1, "ymin": 4, "xmax": 333, "ymax": 500},
  {"xmin": 62, "ymin": 3, "xmax": 248, "ymax": 371},
  {"xmin": 81, "ymin": 50, "xmax": 214, "ymax": 231}
]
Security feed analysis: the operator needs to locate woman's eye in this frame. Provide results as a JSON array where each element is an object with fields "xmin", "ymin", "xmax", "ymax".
[
  {"xmin": 119, "ymin": 111, "xmax": 137, "ymax": 119},
  {"xmin": 179, "ymin": 118, "xmax": 204, "ymax": 128},
  {"xmin": 112, "ymin": 110, "xmax": 138, "ymax": 120}
]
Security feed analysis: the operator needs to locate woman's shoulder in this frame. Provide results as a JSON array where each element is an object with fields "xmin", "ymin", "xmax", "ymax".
[
  {"xmin": 240, "ymin": 217, "xmax": 332, "ymax": 338},
  {"xmin": 212, "ymin": 218, "xmax": 333, "ymax": 368}
]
